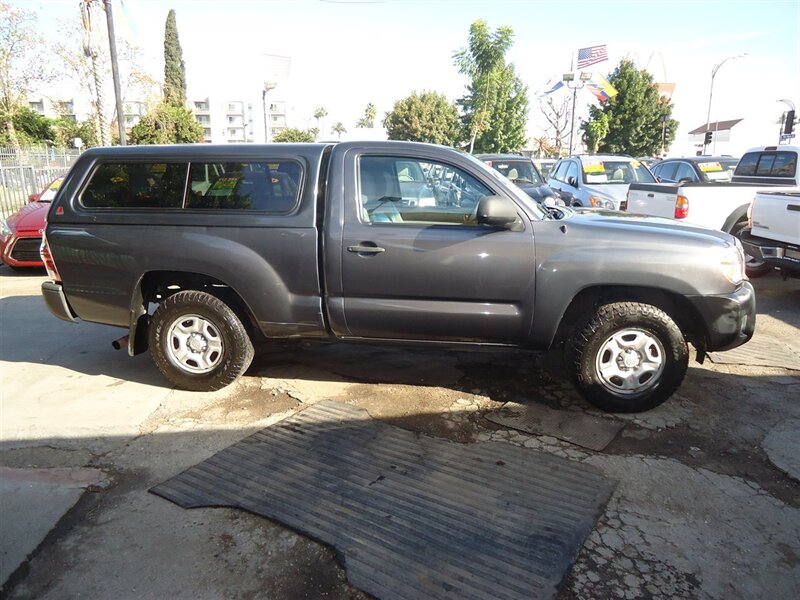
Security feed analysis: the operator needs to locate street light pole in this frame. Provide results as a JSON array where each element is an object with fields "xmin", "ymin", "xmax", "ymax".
[
  {"xmin": 261, "ymin": 82, "xmax": 277, "ymax": 143},
  {"xmin": 703, "ymin": 54, "xmax": 746, "ymax": 155},
  {"xmin": 563, "ymin": 72, "xmax": 592, "ymax": 155}
]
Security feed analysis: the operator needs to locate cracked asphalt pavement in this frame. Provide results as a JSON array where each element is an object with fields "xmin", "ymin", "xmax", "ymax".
[{"xmin": 1, "ymin": 265, "xmax": 798, "ymax": 599}]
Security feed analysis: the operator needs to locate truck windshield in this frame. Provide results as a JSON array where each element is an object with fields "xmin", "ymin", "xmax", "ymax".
[{"xmin": 581, "ymin": 160, "xmax": 656, "ymax": 185}]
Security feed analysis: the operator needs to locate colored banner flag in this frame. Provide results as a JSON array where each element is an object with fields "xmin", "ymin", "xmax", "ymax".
[
  {"xmin": 539, "ymin": 78, "xmax": 565, "ymax": 96},
  {"xmin": 586, "ymin": 73, "xmax": 618, "ymax": 103},
  {"xmin": 577, "ymin": 45, "xmax": 608, "ymax": 69}
]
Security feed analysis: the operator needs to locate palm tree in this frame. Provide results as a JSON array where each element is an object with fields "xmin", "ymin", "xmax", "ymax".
[
  {"xmin": 356, "ymin": 102, "xmax": 376, "ymax": 128},
  {"xmin": 313, "ymin": 107, "xmax": 327, "ymax": 136},
  {"xmin": 331, "ymin": 122, "xmax": 346, "ymax": 140}
]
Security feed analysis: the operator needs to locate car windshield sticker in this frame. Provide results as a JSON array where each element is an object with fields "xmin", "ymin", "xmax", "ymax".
[
  {"xmin": 585, "ymin": 174, "xmax": 608, "ymax": 183},
  {"xmin": 705, "ymin": 171, "xmax": 731, "ymax": 181},
  {"xmin": 698, "ymin": 162, "xmax": 723, "ymax": 172},
  {"xmin": 631, "ymin": 160, "xmax": 641, "ymax": 167},
  {"xmin": 583, "ymin": 162, "xmax": 604, "ymax": 174}
]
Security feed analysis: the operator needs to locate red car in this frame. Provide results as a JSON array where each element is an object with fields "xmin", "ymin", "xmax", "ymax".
[{"xmin": 1, "ymin": 176, "xmax": 64, "ymax": 268}]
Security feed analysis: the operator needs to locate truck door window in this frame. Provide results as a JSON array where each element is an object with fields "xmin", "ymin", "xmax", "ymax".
[
  {"xmin": 358, "ymin": 156, "xmax": 492, "ymax": 225},
  {"xmin": 81, "ymin": 162, "xmax": 187, "ymax": 208},
  {"xmin": 186, "ymin": 161, "xmax": 301, "ymax": 212}
]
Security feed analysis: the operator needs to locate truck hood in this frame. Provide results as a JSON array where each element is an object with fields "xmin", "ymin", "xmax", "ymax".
[
  {"xmin": 564, "ymin": 207, "xmax": 734, "ymax": 246},
  {"xmin": 6, "ymin": 201, "xmax": 48, "ymax": 234}
]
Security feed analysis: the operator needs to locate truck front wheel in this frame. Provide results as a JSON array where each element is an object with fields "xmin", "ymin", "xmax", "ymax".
[
  {"xmin": 567, "ymin": 302, "xmax": 688, "ymax": 413},
  {"xmin": 149, "ymin": 290, "xmax": 255, "ymax": 391}
]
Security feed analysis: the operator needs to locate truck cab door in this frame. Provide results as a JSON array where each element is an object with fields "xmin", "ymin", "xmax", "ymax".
[{"xmin": 326, "ymin": 150, "xmax": 536, "ymax": 344}]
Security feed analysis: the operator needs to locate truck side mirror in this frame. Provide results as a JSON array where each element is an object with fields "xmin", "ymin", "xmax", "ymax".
[
  {"xmin": 476, "ymin": 196, "xmax": 519, "ymax": 228},
  {"xmin": 567, "ymin": 176, "xmax": 577, "ymax": 188}
]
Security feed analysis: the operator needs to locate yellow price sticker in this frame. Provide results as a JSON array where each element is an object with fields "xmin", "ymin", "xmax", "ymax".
[
  {"xmin": 698, "ymin": 162, "xmax": 722, "ymax": 172},
  {"xmin": 583, "ymin": 163, "xmax": 604, "ymax": 174},
  {"xmin": 630, "ymin": 160, "xmax": 641, "ymax": 167}
]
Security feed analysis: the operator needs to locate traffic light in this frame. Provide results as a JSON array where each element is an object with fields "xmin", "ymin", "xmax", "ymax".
[
  {"xmin": 784, "ymin": 110, "xmax": 796, "ymax": 135},
  {"xmin": 704, "ymin": 131, "xmax": 713, "ymax": 145}
]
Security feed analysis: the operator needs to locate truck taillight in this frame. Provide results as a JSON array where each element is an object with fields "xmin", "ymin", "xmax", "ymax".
[
  {"xmin": 40, "ymin": 235, "xmax": 61, "ymax": 282},
  {"xmin": 747, "ymin": 202, "xmax": 753, "ymax": 229},
  {"xmin": 674, "ymin": 195, "xmax": 689, "ymax": 219}
]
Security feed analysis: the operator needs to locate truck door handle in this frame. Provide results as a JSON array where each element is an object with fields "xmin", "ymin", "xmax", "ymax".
[
  {"xmin": 647, "ymin": 193, "xmax": 654, "ymax": 198},
  {"xmin": 788, "ymin": 204, "xmax": 800, "ymax": 212},
  {"xmin": 348, "ymin": 244, "xmax": 385, "ymax": 254}
]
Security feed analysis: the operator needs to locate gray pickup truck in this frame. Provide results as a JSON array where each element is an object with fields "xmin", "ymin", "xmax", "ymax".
[{"xmin": 41, "ymin": 141, "xmax": 755, "ymax": 413}]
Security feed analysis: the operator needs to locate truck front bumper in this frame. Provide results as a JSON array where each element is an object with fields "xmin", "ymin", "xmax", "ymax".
[
  {"xmin": 687, "ymin": 281, "xmax": 755, "ymax": 352},
  {"xmin": 740, "ymin": 230, "xmax": 800, "ymax": 277},
  {"xmin": 42, "ymin": 280, "xmax": 79, "ymax": 323}
]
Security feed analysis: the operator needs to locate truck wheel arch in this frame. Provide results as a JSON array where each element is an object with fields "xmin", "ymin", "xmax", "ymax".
[
  {"xmin": 721, "ymin": 203, "xmax": 751, "ymax": 233},
  {"xmin": 549, "ymin": 285, "xmax": 708, "ymax": 352},
  {"xmin": 126, "ymin": 270, "xmax": 260, "ymax": 356}
]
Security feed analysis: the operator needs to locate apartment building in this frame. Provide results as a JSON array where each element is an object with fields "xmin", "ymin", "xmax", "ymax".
[
  {"xmin": 28, "ymin": 98, "xmax": 79, "ymax": 122},
  {"xmin": 189, "ymin": 96, "xmax": 290, "ymax": 143}
]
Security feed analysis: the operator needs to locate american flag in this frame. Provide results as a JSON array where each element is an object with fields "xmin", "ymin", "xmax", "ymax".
[{"xmin": 577, "ymin": 45, "xmax": 608, "ymax": 69}]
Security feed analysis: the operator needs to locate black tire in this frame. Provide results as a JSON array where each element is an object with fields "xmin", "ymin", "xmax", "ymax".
[
  {"xmin": 148, "ymin": 290, "xmax": 254, "ymax": 391},
  {"xmin": 730, "ymin": 220, "xmax": 772, "ymax": 278},
  {"xmin": 566, "ymin": 302, "xmax": 689, "ymax": 413}
]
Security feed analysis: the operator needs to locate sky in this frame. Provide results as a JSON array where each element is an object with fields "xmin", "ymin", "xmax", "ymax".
[{"xmin": 15, "ymin": 0, "xmax": 800, "ymax": 156}]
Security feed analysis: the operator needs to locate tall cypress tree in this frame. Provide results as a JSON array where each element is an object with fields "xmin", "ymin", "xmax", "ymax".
[{"xmin": 163, "ymin": 9, "xmax": 186, "ymax": 107}]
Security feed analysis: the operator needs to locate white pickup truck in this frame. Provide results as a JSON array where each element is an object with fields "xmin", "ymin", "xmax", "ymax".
[
  {"xmin": 740, "ymin": 189, "xmax": 800, "ymax": 278},
  {"xmin": 626, "ymin": 145, "xmax": 800, "ymax": 276}
]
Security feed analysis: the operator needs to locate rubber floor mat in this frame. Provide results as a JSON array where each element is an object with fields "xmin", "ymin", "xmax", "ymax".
[
  {"xmin": 486, "ymin": 402, "xmax": 625, "ymax": 451},
  {"xmin": 151, "ymin": 401, "xmax": 615, "ymax": 600}
]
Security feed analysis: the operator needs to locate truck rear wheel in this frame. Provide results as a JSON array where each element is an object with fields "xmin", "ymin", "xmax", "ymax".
[
  {"xmin": 149, "ymin": 290, "xmax": 254, "ymax": 391},
  {"xmin": 567, "ymin": 302, "xmax": 688, "ymax": 413}
]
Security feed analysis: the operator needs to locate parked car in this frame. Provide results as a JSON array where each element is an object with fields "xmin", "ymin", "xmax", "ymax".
[
  {"xmin": 0, "ymin": 176, "xmax": 64, "ymax": 268},
  {"xmin": 651, "ymin": 156, "xmax": 739, "ymax": 183},
  {"xmin": 476, "ymin": 154, "xmax": 563, "ymax": 206},
  {"xmin": 547, "ymin": 155, "xmax": 656, "ymax": 209},
  {"xmin": 531, "ymin": 158, "xmax": 557, "ymax": 180}
]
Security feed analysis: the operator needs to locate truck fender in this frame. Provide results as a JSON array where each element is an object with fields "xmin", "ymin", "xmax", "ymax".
[{"xmin": 721, "ymin": 203, "xmax": 751, "ymax": 233}]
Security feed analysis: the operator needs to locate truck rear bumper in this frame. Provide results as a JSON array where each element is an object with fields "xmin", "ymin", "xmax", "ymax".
[
  {"xmin": 687, "ymin": 281, "xmax": 755, "ymax": 352},
  {"xmin": 740, "ymin": 230, "xmax": 800, "ymax": 276},
  {"xmin": 42, "ymin": 280, "xmax": 79, "ymax": 323}
]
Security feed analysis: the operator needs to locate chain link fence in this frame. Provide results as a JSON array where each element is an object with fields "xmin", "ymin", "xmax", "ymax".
[{"xmin": 0, "ymin": 146, "xmax": 80, "ymax": 219}]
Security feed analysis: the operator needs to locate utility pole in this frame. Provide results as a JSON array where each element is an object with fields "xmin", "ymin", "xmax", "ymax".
[{"xmin": 104, "ymin": 0, "xmax": 126, "ymax": 145}]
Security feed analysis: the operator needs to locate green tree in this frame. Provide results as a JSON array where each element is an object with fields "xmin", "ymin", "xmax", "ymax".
[
  {"xmin": 454, "ymin": 20, "xmax": 529, "ymax": 153},
  {"xmin": 383, "ymin": 91, "xmax": 461, "ymax": 146},
  {"xmin": 583, "ymin": 112, "xmax": 610, "ymax": 153},
  {"xmin": 331, "ymin": 122, "xmax": 346, "ymax": 139},
  {"xmin": 53, "ymin": 116, "xmax": 97, "ymax": 148},
  {"xmin": 163, "ymin": 9, "xmax": 186, "ymax": 107},
  {"xmin": 356, "ymin": 102, "xmax": 376, "ymax": 128},
  {"xmin": 128, "ymin": 102, "xmax": 203, "ymax": 144},
  {"xmin": 581, "ymin": 60, "xmax": 678, "ymax": 156},
  {"xmin": 0, "ymin": 1, "xmax": 50, "ymax": 146},
  {"xmin": 273, "ymin": 128, "xmax": 315, "ymax": 143}
]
